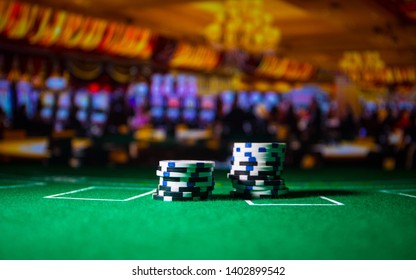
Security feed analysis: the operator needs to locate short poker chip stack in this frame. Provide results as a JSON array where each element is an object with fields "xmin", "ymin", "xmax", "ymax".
[
  {"xmin": 228, "ymin": 142, "xmax": 289, "ymax": 199},
  {"xmin": 154, "ymin": 160, "xmax": 215, "ymax": 202}
]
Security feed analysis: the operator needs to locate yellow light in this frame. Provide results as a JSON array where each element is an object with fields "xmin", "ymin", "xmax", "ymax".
[{"xmin": 205, "ymin": 0, "xmax": 279, "ymax": 54}]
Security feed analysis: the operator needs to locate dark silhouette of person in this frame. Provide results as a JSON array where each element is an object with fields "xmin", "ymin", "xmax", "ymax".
[
  {"xmin": 102, "ymin": 88, "xmax": 126, "ymax": 135},
  {"xmin": 67, "ymin": 106, "xmax": 85, "ymax": 136},
  {"xmin": 222, "ymin": 96, "xmax": 248, "ymax": 141},
  {"xmin": 340, "ymin": 105, "xmax": 356, "ymax": 141},
  {"xmin": 286, "ymin": 103, "xmax": 299, "ymax": 141},
  {"xmin": 13, "ymin": 105, "xmax": 29, "ymax": 130},
  {"xmin": 0, "ymin": 107, "xmax": 5, "ymax": 139},
  {"xmin": 308, "ymin": 98, "xmax": 323, "ymax": 143}
]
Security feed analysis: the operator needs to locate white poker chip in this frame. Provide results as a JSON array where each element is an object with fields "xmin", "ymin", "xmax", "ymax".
[
  {"xmin": 159, "ymin": 160, "xmax": 215, "ymax": 168},
  {"xmin": 230, "ymin": 165, "xmax": 283, "ymax": 171},
  {"xmin": 156, "ymin": 170, "xmax": 213, "ymax": 178},
  {"xmin": 231, "ymin": 183, "xmax": 285, "ymax": 191},
  {"xmin": 228, "ymin": 170, "xmax": 283, "ymax": 178},
  {"xmin": 230, "ymin": 188, "xmax": 289, "ymax": 198},
  {"xmin": 230, "ymin": 178, "xmax": 285, "ymax": 186},
  {"xmin": 157, "ymin": 166, "xmax": 214, "ymax": 172},
  {"xmin": 157, "ymin": 190, "xmax": 198, "ymax": 198},
  {"xmin": 158, "ymin": 178, "xmax": 215, "ymax": 188},
  {"xmin": 232, "ymin": 155, "xmax": 283, "ymax": 161},
  {"xmin": 231, "ymin": 188, "xmax": 284, "ymax": 195},
  {"xmin": 232, "ymin": 147, "xmax": 286, "ymax": 154},
  {"xmin": 233, "ymin": 142, "xmax": 286, "ymax": 149}
]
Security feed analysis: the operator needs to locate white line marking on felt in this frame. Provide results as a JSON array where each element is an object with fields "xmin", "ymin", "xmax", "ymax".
[
  {"xmin": 379, "ymin": 190, "xmax": 391, "ymax": 193},
  {"xmin": 380, "ymin": 189, "xmax": 416, "ymax": 193},
  {"xmin": 320, "ymin": 196, "xmax": 344, "ymax": 205},
  {"xmin": 246, "ymin": 196, "xmax": 344, "ymax": 206},
  {"xmin": 124, "ymin": 190, "xmax": 155, "ymax": 201},
  {"xmin": 397, "ymin": 192, "xmax": 416, "ymax": 199},
  {"xmin": 44, "ymin": 187, "xmax": 95, "ymax": 198},
  {"xmin": 246, "ymin": 202, "xmax": 341, "ymax": 206},
  {"xmin": 89, "ymin": 186, "xmax": 154, "ymax": 190},
  {"xmin": 44, "ymin": 186, "xmax": 155, "ymax": 201},
  {"xmin": 45, "ymin": 197, "xmax": 127, "ymax": 202}
]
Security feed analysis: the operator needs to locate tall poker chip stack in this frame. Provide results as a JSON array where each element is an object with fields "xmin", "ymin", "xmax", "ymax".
[
  {"xmin": 228, "ymin": 142, "xmax": 289, "ymax": 199},
  {"xmin": 154, "ymin": 160, "xmax": 215, "ymax": 202}
]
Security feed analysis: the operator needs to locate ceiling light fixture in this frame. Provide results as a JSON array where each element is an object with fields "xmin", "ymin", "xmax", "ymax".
[{"xmin": 204, "ymin": 0, "xmax": 280, "ymax": 55}]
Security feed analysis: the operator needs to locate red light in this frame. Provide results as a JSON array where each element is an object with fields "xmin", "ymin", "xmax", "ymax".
[{"xmin": 88, "ymin": 83, "xmax": 100, "ymax": 93}]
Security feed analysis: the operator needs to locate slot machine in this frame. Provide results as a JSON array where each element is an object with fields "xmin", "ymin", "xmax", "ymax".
[
  {"xmin": 0, "ymin": 79, "xmax": 12, "ymax": 121},
  {"xmin": 237, "ymin": 91, "xmax": 250, "ymax": 111},
  {"xmin": 150, "ymin": 73, "xmax": 162, "ymax": 95},
  {"xmin": 90, "ymin": 85, "xmax": 110, "ymax": 137},
  {"xmin": 74, "ymin": 88, "xmax": 90, "ymax": 126},
  {"xmin": 16, "ymin": 79, "xmax": 38, "ymax": 119},
  {"xmin": 176, "ymin": 74, "xmax": 187, "ymax": 97},
  {"xmin": 166, "ymin": 96, "xmax": 181, "ymax": 124},
  {"xmin": 249, "ymin": 91, "xmax": 263, "ymax": 108},
  {"xmin": 161, "ymin": 74, "xmax": 174, "ymax": 96},
  {"xmin": 55, "ymin": 90, "xmax": 72, "ymax": 131},
  {"xmin": 264, "ymin": 91, "xmax": 279, "ymax": 112},
  {"xmin": 127, "ymin": 81, "xmax": 148, "ymax": 109},
  {"xmin": 221, "ymin": 90, "xmax": 235, "ymax": 115},
  {"xmin": 150, "ymin": 74, "xmax": 165, "ymax": 125},
  {"xmin": 40, "ymin": 75, "xmax": 68, "ymax": 126},
  {"xmin": 199, "ymin": 95, "xmax": 216, "ymax": 127},
  {"xmin": 187, "ymin": 75, "xmax": 198, "ymax": 96},
  {"xmin": 40, "ymin": 90, "xmax": 55, "ymax": 123},
  {"xmin": 291, "ymin": 86, "xmax": 315, "ymax": 111},
  {"xmin": 176, "ymin": 74, "xmax": 199, "ymax": 97},
  {"xmin": 182, "ymin": 95, "xmax": 199, "ymax": 127}
]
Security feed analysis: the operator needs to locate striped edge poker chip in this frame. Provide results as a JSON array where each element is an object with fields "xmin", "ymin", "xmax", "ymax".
[
  {"xmin": 233, "ymin": 142, "xmax": 287, "ymax": 149},
  {"xmin": 231, "ymin": 184, "xmax": 285, "ymax": 191},
  {"xmin": 230, "ymin": 160, "xmax": 280, "ymax": 167},
  {"xmin": 159, "ymin": 178, "xmax": 215, "ymax": 188},
  {"xmin": 233, "ymin": 147, "xmax": 286, "ymax": 154},
  {"xmin": 227, "ymin": 173, "xmax": 279, "ymax": 181},
  {"xmin": 158, "ymin": 185, "xmax": 214, "ymax": 192},
  {"xmin": 231, "ymin": 188, "xmax": 285, "ymax": 195},
  {"xmin": 156, "ymin": 190, "xmax": 211, "ymax": 198},
  {"xmin": 232, "ymin": 151, "xmax": 284, "ymax": 158},
  {"xmin": 230, "ymin": 165, "xmax": 283, "ymax": 171},
  {"xmin": 157, "ymin": 166, "xmax": 214, "ymax": 173},
  {"xmin": 160, "ymin": 176, "xmax": 213, "ymax": 182},
  {"xmin": 232, "ymin": 155, "xmax": 282, "ymax": 162},
  {"xmin": 152, "ymin": 193, "xmax": 209, "ymax": 202},
  {"xmin": 155, "ymin": 160, "xmax": 216, "ymax": 202},
  {"xmin": 230, "ymin": 178, "xmax": 285, "ymax": 186},
  {"xmin": 229, "ymin": 142, "xmax": 288, "ymax": 199},
  {"xmin": 156, "ymin": 170, "xmax": 213, "ymax": 178},
  {"xmin": 228, "ymin": 170, "xmax": 283, "ymax": 177},
  {"xmin": 230, "ymin": 188, "xmax": 289, "ymax": 199},
  {"xmin": 159, "ymin": 160, "xmax": 215, "ymax": 168}
]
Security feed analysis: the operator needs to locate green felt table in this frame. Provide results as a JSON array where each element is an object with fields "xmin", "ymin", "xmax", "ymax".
[{"xmin": 0, "ymin": 163, "xmax": 415, "ymax": 260}]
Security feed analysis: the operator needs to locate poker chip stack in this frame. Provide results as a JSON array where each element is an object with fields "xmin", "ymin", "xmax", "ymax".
[
  {"xmin": 154, "ymin": 160, "xmax": 215, "ymax": 202},
  {"xmin": 228, "ymin": 142, "xmax": 289, "ymax": 199}
]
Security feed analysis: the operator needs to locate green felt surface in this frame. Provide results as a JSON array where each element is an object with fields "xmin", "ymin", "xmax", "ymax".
[{"xmin": 0, "ymin": 163, "xmax": 416, "ymax": 260}]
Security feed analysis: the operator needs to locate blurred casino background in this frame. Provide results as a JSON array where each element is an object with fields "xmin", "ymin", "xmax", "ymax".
[{"xmin": 0, "ymin": 0, "xmax": 415, "ymax": 169}]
